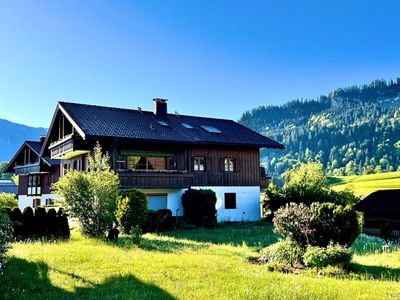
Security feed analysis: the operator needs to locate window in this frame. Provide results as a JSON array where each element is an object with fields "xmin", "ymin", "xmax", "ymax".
[
  {"xmin": 193, "ymin": 157, "xmax": 205, "ymax": 171},
  {"xmin": 157, "ymin": 121, "xmax": 169, "ymax": 127},
  {"xmin": 224, "ymin": 158, "xmax": 235, "ymax": 172},
  {"xmin": 200, "ymin": 125, "xmax": 222, "ymax": 133},
  {"xmin": 181, "ymin": 123, "xmax": 194, "ymax": 129},
  {"xmin": 32, "ymin": 198, "xmax": 41, "ymax": 208},
  {"xmin": 224, "ymin": 193, "xmax": 237, "ymax": 209},
  {"xmin": 45, "ymin": 198, "xmax": 55, "ymax": 206},
  {"xmin": 147, "ymin": 194, "xmax": 168, "ymax": 211},
  {"xmin": 28, "ymin": 175, "xmax": 41, "ymax": 196},
  {"xmin": 127, "ymin": 156, "xmax": 167, "ymax": 171}
]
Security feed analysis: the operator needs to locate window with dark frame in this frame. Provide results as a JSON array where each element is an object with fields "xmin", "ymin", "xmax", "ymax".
[
  {"xmin": 28, "ymin": 174, "xmax": 41, "ymax": 196},
  {"xmin": 193, "ymin": 156, "xmax": 205, "ymax": 171},
  {"xmin": 46, "ymin": 198, "xmax": 55, "ymax": 206},
  {"xmin": 224, "ymin": 193, "xmax": 237, "ymax": 209},
  {"xmin": 224, "ymin": 158, "xmax": 235, "ymax": 172},
  {"xmin": 32, "ymin": 198, "xmax": 41, "ymax": 208}
]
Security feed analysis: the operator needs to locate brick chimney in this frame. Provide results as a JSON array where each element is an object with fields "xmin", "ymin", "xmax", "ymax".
[{"xmin": 153, "ymin": 98, "xmax": 168, "ymax": 116}]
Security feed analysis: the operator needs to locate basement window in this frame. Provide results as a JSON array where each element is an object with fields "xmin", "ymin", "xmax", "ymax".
[
  {"xmin": 224, "ymin": 193, "xmax": 237, "ymax": 209},
  {"xmin": 200, "ymin": 125, "xmax": 222, "ymax": 133}
]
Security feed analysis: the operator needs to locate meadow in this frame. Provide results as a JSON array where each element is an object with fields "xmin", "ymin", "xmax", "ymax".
[
  {"xmin": 1, "ymin": 222, "xmax": 400, "ymax": 300},
  {"xmin": 329, "ymin": 171, "xmax": 400, "ymax": 198}
]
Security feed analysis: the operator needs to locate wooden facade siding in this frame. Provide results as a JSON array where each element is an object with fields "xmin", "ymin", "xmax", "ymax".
[
  {"xmin": 188, "ymin": 147, "xmax": 261, "ymax": 186},
  {"xmin": 119, "ymin": 171, "xmax": 194, "ymax": 189}
]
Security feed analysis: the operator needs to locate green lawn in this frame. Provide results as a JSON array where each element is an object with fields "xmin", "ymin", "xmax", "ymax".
[
  {"xmin": 329, "ymin": 171, "xmax": 400, "ymax": 198},
  {"xmin": 1, "ymin": 223, "xmax": 400, "ymax": 299}
]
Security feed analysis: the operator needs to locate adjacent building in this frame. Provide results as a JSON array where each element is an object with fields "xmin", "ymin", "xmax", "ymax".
[
  {"xmin": 355, "ymin": 189, "xmax": 400, "ymax": 238},
  {"xmin": 5, "ymin": 139, "xmax": 60, "ymax": 208}
]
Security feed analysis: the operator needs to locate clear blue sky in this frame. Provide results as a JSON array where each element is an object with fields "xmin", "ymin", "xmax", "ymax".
[{"xmin": 0, "ymin": 0, "xmax": 399, "ymax": 128}]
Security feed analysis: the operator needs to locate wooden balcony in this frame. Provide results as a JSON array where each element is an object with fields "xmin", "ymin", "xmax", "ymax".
[
  {"xmin": 13, "ymin": 163, "xmax": 41, "ymax": 175},
  {"xmin": 49, "ymin": 136, "xmax": 88, "ymax": 159},
  {"xmin": 118, "ymin": 170, "xmax": 194, "ymax": 189}
]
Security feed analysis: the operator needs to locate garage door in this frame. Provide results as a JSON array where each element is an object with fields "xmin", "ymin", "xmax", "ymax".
[{"xmin": 147, "ymin": 194, "xmax": 168, "ymax": 211}]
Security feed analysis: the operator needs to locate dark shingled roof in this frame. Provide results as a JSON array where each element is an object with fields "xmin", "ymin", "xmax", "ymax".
[
  {"xmin": 26, "ymin": 141, "xmax": 43, "ymax": 154},
  {"xmin": 0, "ymin": 180, "xmax": 17, "ymax": 194},
  {"xmin": 59, "ymin": 101, "xmax": 284, "ymax": 148},
  {"xmin": 354, "ymin": 189, "xmax": 400, "ymax": 213}
]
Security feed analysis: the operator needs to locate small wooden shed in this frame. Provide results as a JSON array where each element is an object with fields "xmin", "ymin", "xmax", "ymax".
[{"xmin": 355, "ymin": 189, "xmax": 400, "ymax": 237}]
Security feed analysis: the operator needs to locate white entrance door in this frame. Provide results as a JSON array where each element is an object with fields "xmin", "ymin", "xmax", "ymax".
[{"xmin": 147, "ymin": 194, "xmax": 168, "ymax": 211}]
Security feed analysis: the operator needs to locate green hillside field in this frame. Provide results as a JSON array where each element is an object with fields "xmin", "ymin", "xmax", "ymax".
[{"xmin": 329, "ymin": 171, "xmax": 400, "ymax": 198}]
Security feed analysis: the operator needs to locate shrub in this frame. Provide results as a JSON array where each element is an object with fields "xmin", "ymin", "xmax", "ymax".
[
  {"xmin": 8, "ymin": 208, "xmax": 23, "ymax": 238},
  {"xmin": 116, "ymin": 189, "xmax": 148, "ymax": 234},
  {"xmin": 182, "ymin": 189, "xmax": 217, "ymax": 227},
  {"xmin": 303, "ymin": 243, "xmax": 353, "ymax": 269},
  {"xmin": 56, "ymin": 208, "xmax": 70, "ymax": 239},
  {"xmin": 130, "ymin": 225, "xmax": 142, "ymax": 245},
  {"xmin": 144, "ymin": 209, "xmax": 173, "ymax": 233},
  {"xmin": 53, "ymin": 143, "xmax": 119, "ymax": 238},
  {"xmin": 273, "ymin": 203, "xmax": 313, "ymax": 246},
  {"xmin": 0, "ymin": 209, "xmax": 13, "ymax": 274},
  {"xmin": 260, "ymin": 238, "xmax": 304, "ymax": 266},
  {"xmin": 310, "ymin": 202, "xmax": 360, "ymax": 247},
  {"xmin": 0, "ymin": 193, "xmax": 17, "ymax": 209},
  {"xmin": 22, "ymin": 207, "xmax": 35, "ymax": 238},
  {"xmin": 273, "ymin": 202, "xmax": 360, "ymax": 247},
  {"xmin": 34, "ymin": 207, "xmax": 47, "ymax": 237},
  {"xmin": 6, "ymin": 207, "xmax": 69, "ymax": 240}
]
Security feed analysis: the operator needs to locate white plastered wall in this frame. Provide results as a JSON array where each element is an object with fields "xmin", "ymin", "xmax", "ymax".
[
  {"xmin": 191, "ymin": 186, "xmax": 261, "ymax": 222},
  {"xmin": 139, "ymin": 186, "xmax": 261, "ymax": 222},
  {"xmin": 18, "ymin": 194, "xmax": 60, "ymax": 210}
]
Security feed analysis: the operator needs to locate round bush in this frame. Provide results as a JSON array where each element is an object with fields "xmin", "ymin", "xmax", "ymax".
[
  {"xmin": 182, "ymin": 189, "xmax": 217, "ymax": 227},
  {"xmin": 273, "ymin": 202, "xmax": 360, "ymax": 247},
  {"xmin": 117, "ymin": 189, "xmax": 148, "ymax": 234}
]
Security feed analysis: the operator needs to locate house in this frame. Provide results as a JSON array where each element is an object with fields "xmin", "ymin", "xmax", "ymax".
[
  {"xmin": 10, "ymin": 98, "xmax": 283, "ymax": 221},
  {"xmin": 354, "ymin": 189, "xmax": 400, "ymax": 237},
  {"xmin": 0, "ymin": 179, "xmax": 18, "ymax": 194},
  {"xmin": 5, "ymin": 139, "xmax": 60, "ymax": 209}
]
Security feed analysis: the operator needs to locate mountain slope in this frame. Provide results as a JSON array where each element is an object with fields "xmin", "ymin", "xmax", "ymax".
[
  {"xmin": 0, "ymin": 118, "xmax": 47, "ymax": 162},
  {"xmin": 239, "ymin": 78, "xmax": 400, "ymax": 180}
]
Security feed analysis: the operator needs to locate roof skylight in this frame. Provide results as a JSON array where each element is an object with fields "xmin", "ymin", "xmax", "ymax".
[
  {"xmin": 157, "ymin": 121, "xmax": 169, "ymax": 127},
  {"xmin": 200, "ymin": 125, "xmax": 222, "ymax": 133},
  {"xmin": 181, "ymin": 123, "xmax": 194, "ymax": 129}
]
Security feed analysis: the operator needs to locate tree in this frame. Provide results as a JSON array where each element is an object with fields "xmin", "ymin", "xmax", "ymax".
[{"xmin": 53, "ymin": 143, "xmax": 120, "ymax": 237}]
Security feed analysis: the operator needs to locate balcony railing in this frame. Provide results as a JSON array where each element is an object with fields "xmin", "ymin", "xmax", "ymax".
[
  {"xmin": 13, "ymin": 163, "xmax": 41, "ymax": 175},
  {"xmin": 50, "ymin": 138, "xmax": 74, "ymax": 159},
  {"xmin": 118, "ymin": 170, "xmax": 194, "ymax": 189}
]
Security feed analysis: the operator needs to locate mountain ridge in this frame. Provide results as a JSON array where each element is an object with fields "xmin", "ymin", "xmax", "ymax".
[{"xmin": 0, "ymin": 118, "xmax": 47, "ymax": 162}]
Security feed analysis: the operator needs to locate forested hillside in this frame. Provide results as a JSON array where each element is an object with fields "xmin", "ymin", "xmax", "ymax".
[{"xmin": 239, "ymin": 78, "xmax": 400, "ymax": 180}]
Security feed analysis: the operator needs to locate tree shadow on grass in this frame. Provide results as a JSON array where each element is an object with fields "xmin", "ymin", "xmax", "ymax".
[
  {"xmin": 351, "ymin": 263, "xmax": 400, "ymax": 281},
  {"xmin": 115, "ymin": 235, "xmax": 207, "ymax": 253},
  {"xmin": 0, "ymin": 258, "xmax": 175, "ymax": 300},
  {"xmin": 327, "ymin": 176, "xmax": 345, "ymax": 186}
]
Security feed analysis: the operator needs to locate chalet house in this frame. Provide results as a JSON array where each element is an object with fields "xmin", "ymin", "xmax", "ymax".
[
  {"xmin": 9, "ymin": 99, "xmax": 283, "ymax": 222},
  {"xmin": 5, "ymin": 139, "xmax": 60, "ymax": 208},
  {"xmin": 355, "ymin": 189, "xmax": 400, "ymax": 238}
]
